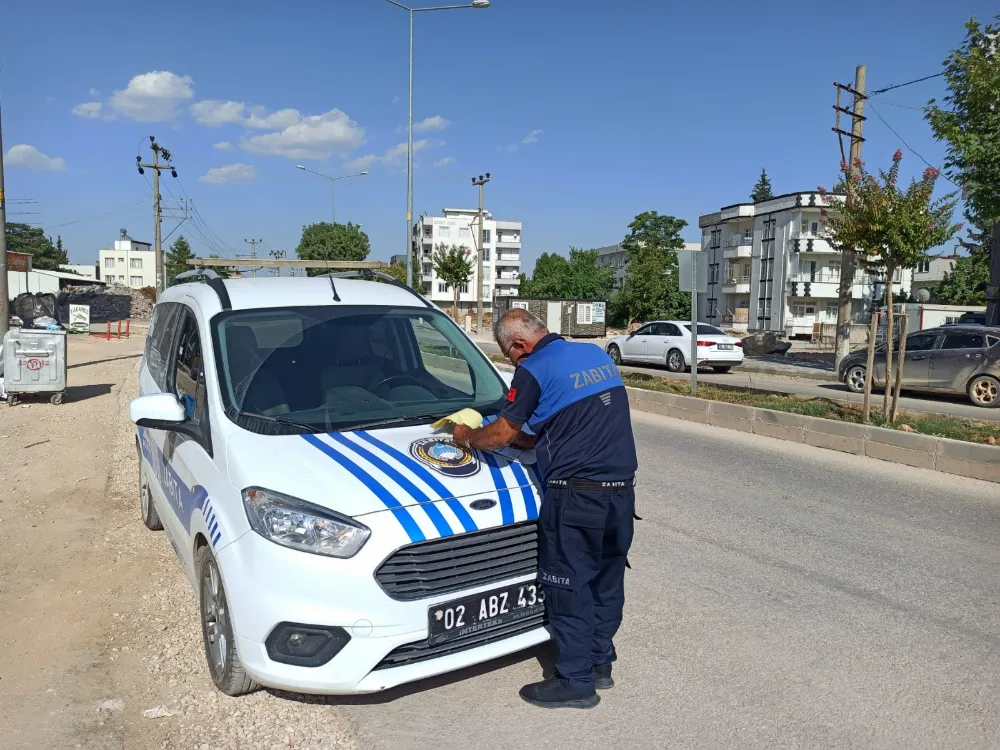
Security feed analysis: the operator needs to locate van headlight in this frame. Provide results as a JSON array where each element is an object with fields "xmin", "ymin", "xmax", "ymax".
[{"xmin": 242, "ymin": 487, "xmax": 370, "ymax": 558}]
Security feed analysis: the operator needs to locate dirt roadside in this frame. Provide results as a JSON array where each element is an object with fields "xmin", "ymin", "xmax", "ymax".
[{"xmin": 0, "ymin": 334, "xmax": 358, "ymax": 749}]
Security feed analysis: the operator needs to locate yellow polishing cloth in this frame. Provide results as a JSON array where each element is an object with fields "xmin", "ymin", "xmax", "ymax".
[{"xmin": 430, "ymin": 408, "xmax": 483, "ymax": 431}]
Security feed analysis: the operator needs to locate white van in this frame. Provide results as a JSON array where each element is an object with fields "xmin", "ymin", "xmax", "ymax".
[{"xmin": 131, "ymin": 271, "xmax": 547, "ymax": 695}]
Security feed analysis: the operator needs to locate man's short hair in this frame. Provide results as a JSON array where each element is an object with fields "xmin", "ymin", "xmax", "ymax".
[{"xmin": 494, "ymin": 308, "xmax": 548, "ymax": 351}]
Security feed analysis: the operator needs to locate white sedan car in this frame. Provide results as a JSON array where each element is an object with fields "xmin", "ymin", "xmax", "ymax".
[{"xmin": 605, "ymin": 321, "xmax": 744, "ymax": 373}]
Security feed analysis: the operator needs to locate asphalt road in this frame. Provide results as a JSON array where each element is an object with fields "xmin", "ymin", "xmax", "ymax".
[
  {"xmin": 329, "ymin": 412, "xmax": 999, "ymax": 748},
  {"xmin": 474, "ymin": 339, "xmax": 1000, "ymax": 422}
]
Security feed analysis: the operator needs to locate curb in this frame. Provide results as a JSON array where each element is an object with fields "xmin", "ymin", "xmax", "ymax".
[
  {"xmin": 740, "ymin": 361, "xmax": 839, "ymax": 382},
  {"xmin": 624, "ymin": 387, "xmax": 1000, "ymax": 484}
]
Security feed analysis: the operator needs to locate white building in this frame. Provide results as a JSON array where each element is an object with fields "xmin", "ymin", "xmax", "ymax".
[
  {"xmin": 413, "ymin": 208, "xmax": 521, "ymax": 315},
  {"xmin": 912, "ymin": 254, "xmax": 957, "ymax": 298},
  {"xmin": 58, "ymin": 264, "xmax": 98, "ymax": 280},
  {"xmin": 698, "ymin": 192, "xmax": 913, "ymax": 337},
  {"xmin": 97, "ymin": 230, "xmax": 156, "ymax": 289}
]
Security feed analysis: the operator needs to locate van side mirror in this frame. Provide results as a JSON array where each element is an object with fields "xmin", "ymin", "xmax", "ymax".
[{"xmin": 130, "ymin": 393, "xmax": 188, "ymax": 430}]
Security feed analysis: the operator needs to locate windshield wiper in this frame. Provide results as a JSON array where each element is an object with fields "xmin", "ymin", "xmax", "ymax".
[
  {"xmin": 333, "ymin": 413, "xmax": 447, "ymax": 433},
  {"xmin": 235, "ymin": 410, "xmax": 321, "ymax": 433}
]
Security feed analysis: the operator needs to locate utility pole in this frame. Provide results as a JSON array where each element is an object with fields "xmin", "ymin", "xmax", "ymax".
[
  {"xmin": 472, "ymin": 173, "xmax": 490, "ymax": 332},
  {"xmin": 269, "ymin": 248, "xmax": 286, "ymax": 276},
  {"xmin": 0, "ymin": 99, "xmax": 10, "ymax": 339},
  {"xmin": 832, "ymin": 65, "xmax": 866, "ymax": 372},
  {"xmin": 136, "ymin": 136, "xmax": 178, "ymax": 296},
  {"xmin": 242, "ymin": 239, "xmax": 262, "ymax": 277}
]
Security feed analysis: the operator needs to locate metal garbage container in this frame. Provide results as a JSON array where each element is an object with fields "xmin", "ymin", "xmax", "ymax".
[{"xmin": 2, "ymin": 329, "xmax": 68, "ymax": 405}]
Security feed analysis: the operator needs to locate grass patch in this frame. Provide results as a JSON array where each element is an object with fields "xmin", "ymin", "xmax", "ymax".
[{"xmin": 487, "ymin": 355, "xmax": 1000, "ymax": 446}]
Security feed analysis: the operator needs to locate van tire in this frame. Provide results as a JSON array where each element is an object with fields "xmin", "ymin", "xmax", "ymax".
[
  {"xmin": 137, "ymin": 441, "xmax": 163, "ymax": 531},
  {"xmin": 197, "ymin": 545, "xmax": 258, "ymax": 697}
]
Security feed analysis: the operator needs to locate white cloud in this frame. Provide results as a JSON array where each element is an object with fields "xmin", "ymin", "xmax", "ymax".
[
  {"xmin": 521, "ymin": 129, "xmax": 543, "ymax": 144},
  {"xmin": 245, "ymin": 107, "xmax": 301, "ymax": 130},
  {"xmin": 432, "ymin": 156, "xmax": 455, "ymax": 167},
  {"xmin": 414, "ymin": 115, "xmax": 450, "ymax": 133},
  {"xmin": 109, "ymin": 71, "xmax": 194, "ymax": 122},
  {"xmin": 198, "ymin": 163, "xmax": 258, "ymax": 184},
  {"xmin": 88, "ymin": 87, "xmax": 101, "ymax": 96},
  {"xmin": 240, "ymin": 108, "xmax": 365, "ymax": 160},
  {"xmin": 500, "ymin": 143, "xmax": 519, "ymax": 154},
  {"xmin": 190, "ymin": 99, "xmax": 246, "ymax": 126},
  {"xmin": 72, "ymin": 101, "xmax": 111, "ymax": 120},
  {"xmin": 213, "ymin": 141, "xmax": 234, "ymax": 151},
  {"xmin": 346, "ymin": 139, "xmax": 430, "ymax": 171},
  {"xmin": 5, "ymin": 144, "xmax": 67, "ymax": 172},
  {"xmin": 499, "ymin": 129, "xmax": 544, "ymax": 154}
]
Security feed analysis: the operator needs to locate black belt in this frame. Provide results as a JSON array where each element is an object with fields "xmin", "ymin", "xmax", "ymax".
[{"xmin": 547, "ymin": 477, "xmax": 635, "ymax": 490}]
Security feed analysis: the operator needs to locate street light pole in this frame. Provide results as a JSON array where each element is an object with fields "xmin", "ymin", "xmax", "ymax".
[
  {"xmin": 383, "ymin": 0, "xmax": 491, "ymax": 288},
  {"xmin": 472, "ymin": 173, "xmax": 490, "ymax": 332},
  {"xmin": 294, "ymin": 166, "xmax": 368, "ymax": 225}
]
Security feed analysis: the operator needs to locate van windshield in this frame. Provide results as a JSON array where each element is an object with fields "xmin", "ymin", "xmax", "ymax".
[{"xmin": 211, "ymin": 306, "xmax": 507, "ymax": 434}]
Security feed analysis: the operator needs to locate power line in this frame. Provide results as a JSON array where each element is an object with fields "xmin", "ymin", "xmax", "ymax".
[
  {"xmin": 868, "ymin": 72, "xmax": 944, "ymax": 97},
  {"xmin": 865, "ymin": 101, "xmax": 960, "ymax": 188}
]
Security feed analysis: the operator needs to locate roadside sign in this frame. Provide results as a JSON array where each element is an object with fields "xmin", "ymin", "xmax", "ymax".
[
  {"xmin": 7, "ymin": 252, "xmax": 32, "ymax": 274},
  {"xmin": 69, "ymin": 304, "xmax": 91, "ymax": 334},
  {"xmin": 592, "ymin": 301, "xmax": 606, "ymax": 323},
  {"xmin": 677, "ymin": 249, "xmax": 708, "ymax": 294}
]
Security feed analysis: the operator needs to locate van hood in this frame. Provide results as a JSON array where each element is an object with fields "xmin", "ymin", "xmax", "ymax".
[{"xmin": 226, "ymin": 424, "xmax": 541, "ymax": 523}]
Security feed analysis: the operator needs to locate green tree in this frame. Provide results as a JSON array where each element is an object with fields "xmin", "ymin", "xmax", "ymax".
[
  {"xmin": 4, "ymin": 222, "xmax": 64, "ymax": 270},
  {"xmin": 164, "ymin": 235, "xmax": 195, "ymax": 286},
  {"xmin": 207, "ymin": 254, "xmax": 232, "ymax": 279},
  {"xmin": 432, "ymin": 243, "xmax": 474, "ymax": 319},
  {"xmin": 820, "ymin": 151, "xmax": 960, "ymax": 421},
  {"xmin": 750, "ymin": 168, "xmax": 775, "ymax": 203},
  {"xmin": 616, "ymin": 211, "xmax": 689, "ymax": 326},
  {"xmin": 55, "ymin": 236, "xmax": 69, "ymax": 266},
  {"xmin": 933, "ymin": 248, "xmax": 990, "ymax": 304},
  {"xmin": 520, "ymin": 252, "xmax": 570, "ymax": 297},
  {"xmin": 295, "ymin": 222, "xmax": 371, "ymax": 276},
  {"xmin": 925, "ymin": 15, "xmax": 1000, "ymax": 325},
  {"xmin": 382, "ymin": 261, "xmax": 409, "ymax": 285}
]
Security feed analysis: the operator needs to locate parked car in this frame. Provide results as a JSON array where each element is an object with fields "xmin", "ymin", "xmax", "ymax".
[
  {"xmin": 838, "ymin": 325, "xmax": 1000, "ymax": 407},
  {"xmin": 130, "ymin": 271, "xmax": 548, "ymax": 696},
  {"xmin": 605, "ymin": 321, "xmax": 744, "ymax": 373}
]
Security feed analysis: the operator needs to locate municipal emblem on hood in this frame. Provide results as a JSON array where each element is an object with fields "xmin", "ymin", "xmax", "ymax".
[{"xmin": 410, "ymin": 437, "xmax": 480, "ymax": 478}]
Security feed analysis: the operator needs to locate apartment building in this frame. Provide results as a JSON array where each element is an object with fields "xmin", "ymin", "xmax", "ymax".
[
  {"xmin": 912, "ymin": 254, "xmax": 957, "ymax": 298},
  {"xmin": 97, "ymin": 230, "xmax": 157, "ymax": 288},
  {"xmin": 412, "ymin": 208, "xmax": 521, "ymax": 315},
  {"xmin": 698, "ymin": 192, "xmax": 913, "ymax": 336}
]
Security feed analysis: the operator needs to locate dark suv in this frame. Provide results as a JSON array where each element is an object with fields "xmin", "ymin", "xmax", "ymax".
[{"xmin": 838, "ymin": 325, "xmax": 1000, "ymax": 407}]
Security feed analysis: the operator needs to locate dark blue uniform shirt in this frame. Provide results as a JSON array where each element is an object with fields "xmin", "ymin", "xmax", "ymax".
[{"xmin": 500, "ymin": 333, "xmax": 638, "ymax": 482}]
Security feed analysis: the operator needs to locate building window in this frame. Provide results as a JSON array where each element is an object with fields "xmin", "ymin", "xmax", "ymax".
[
  {"xmin": 438, "ymin": 226, "xmax": 451, "ymax": 238},
  {"xmin": 423, "ymin": 226, "xmax": 433, "ymax": 239},
  {"xmin": 459, "ymin": 227, "xmax": 471, "ymax": 239},
  {"xmin": 482, "ymin": 230, "xmax": 491, "ymax": 244},
  {"xmin": 460, "ymin": 283, "xmax": 469, "ymax": 294},
  {"xmin": 438, "ymin": 282, "xmax": 447, "ymax": 293},
  {"xmin": 577, "ymin": 303, "xmax": 593, "ymax": 324},
  {"xmin": 118, "ymin": 257, "xmax": 125, "ymax": 264},
  {"xmin": 483, "ymin": 266, "xmax": 491, "ymax": 280},
  {"xmin": 916, "ymin": 259, "xmax": 930, "ymax": 274},
  {"xmin": 828, "ymin": 260, "xmax": 841, "ymax": 279},
  {"xmin": 105, "ymin": 258, "xmax": 115, "ymax": 268},
  {"xmin": 422, "ymin": 264, "xmax": 432, "ymax": 276},
  {"xmin": 131, "ymin": 258, "xmax": 143, "ymax": 269},
  {"xmin": 119, "ymin": 275, "xmax": 126, "ymax": 282},
  {"xmin": 130, "ymin": 276, "xmax": 143, "ymax": 287},
  {"xmin": 826, "ymin": 302, "xmax": 839, "ymax": 320},
  {"xmin": 483, "ymin": 248, "xmax": 491, "ymax": 261}
]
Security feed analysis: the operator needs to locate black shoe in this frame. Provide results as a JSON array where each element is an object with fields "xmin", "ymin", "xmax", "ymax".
[
  {"xmin": 594, "ymin": 663, "xmax": 615, "ymax": 690},
  {"xmin": 519, "ymin": 676, "xmax": 600, "ymax": 709}
]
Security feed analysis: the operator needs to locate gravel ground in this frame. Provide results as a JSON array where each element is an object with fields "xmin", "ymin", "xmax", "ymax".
[{"xmin": 0, "ymin": 335, "xmax": 358, "ymax": 749}]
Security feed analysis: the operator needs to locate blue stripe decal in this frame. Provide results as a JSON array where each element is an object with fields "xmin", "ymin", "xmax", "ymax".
[
  {"xmin": 301, "ymin": 434, "xmax": 425, "ymax": 543},
  {"xmin": 206, "ymin": 510, "xmax": 216, "ymax": 527},
  {"xmin": 507, "ymin": 460, "xmax": 538, "ymax": 521},
  {"xmin": 211, "ymin": 531, "xmax": 222, "ymax": 546},
  {"xmin": 328, "ymin": 433, "xmax": 454, "ymax": 539},
  {"xmin": 482, "ymin": 453, "xmax": 515, "ymax": 525},
  {"xmin": 355, "ymin": 431, "xmax": 478, "ymax": 534},
  {"xmin": 209, "ymin": 520, "xmax": 219, "ymax": 536}
]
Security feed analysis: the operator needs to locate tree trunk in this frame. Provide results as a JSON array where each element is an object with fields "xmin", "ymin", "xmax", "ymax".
[
  {"xmin": 452, "ymin": 286, "xmax": 459, "ymax": 322},
  {"xmin": 987, "ymin": 222, "xmax": 1000, "ymax": 327},
  {"xmin": 889, "ymin": 313, "xmax": 909, "ymax": 423},
  {"xmin": 882, "ymin": 276, "xmax": 895, "ymax": 420}
]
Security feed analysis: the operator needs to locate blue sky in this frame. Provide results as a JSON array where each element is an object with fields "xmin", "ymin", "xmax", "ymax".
[{"xmin": 1, "ymin": 0, "xmax": 996, "ymax": 272}]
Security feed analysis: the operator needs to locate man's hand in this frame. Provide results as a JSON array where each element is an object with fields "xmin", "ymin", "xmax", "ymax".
[{"xmin": 452, "ymin": 418, "xmax": 523, "ymax": 452}]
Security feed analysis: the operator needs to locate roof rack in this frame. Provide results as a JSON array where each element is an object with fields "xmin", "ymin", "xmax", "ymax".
[
  {"xmin": 321, "ymin": 269, "xmax": 434, "ymax": 309},
  {"xmin": 172, "ymin": 268, "xmax": 232, "ymax": 310}
]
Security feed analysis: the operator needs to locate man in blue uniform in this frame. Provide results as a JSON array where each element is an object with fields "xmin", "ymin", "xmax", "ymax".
[{"xmin": 453, "ymin": 308, "xmax": 638, "ymax": 709}]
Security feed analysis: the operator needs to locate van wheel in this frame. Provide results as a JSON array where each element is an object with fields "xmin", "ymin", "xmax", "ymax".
[
  {"xmin": 197, "ymin": 545, "xmax": 258, "ymax": 696},
  {"xmin": 137, "ymin": 441, "xmax": 162, "ymax": 531},
  {"xmin": 666, "ymin": 349, "xmax": 685, "ymax": 373},
  {"xmin": 968, "ymin": 375, "xmax": 1000, "ymax": 408}
]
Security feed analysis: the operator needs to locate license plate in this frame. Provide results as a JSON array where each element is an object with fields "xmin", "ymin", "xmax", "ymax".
[
  {"xmin": 428, "ymin": 581, "xmax": 545, "ymax": 645},
  {"xmin": 718, "ymin": 343, "xmax": 734, "ymax": 350}
]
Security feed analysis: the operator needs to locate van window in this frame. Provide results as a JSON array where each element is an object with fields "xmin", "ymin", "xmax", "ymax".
[
  {"xmin": 173, "ymin": 308, "xmax": 211, "ymax": 449},
  {"xmin": 145, "ymin": 302, "xmax": 182, "ymax": 392}
]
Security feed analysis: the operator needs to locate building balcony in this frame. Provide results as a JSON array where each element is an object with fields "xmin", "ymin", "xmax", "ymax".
[
  {"xmin": 724, "ymin": 235, "xmax": 753, "ymax": 248},
  {"xmin": 723, "ymin": 245, "xmax": 752, "ymax": 260},
  {"xmin": 787, "ymin": 234, "xmax": 836, "ymax": 253},
  {"xmin": 495, "ymin": 273, "xmax": 519, "ymax": 283},
  {"xmin": 722, "ymin": 276, "xmax": 751, "ymax": 294},
  {"xmin": 496, "ymin": 236, "xmax": 521, "ymax": 246},
  {"xmin": 495, "ymin": 254, "xmax": 520, "ymax": 265},
  {"xmin": 786, "ymin": 279, "xmax": 840, "ymax": 298}
]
